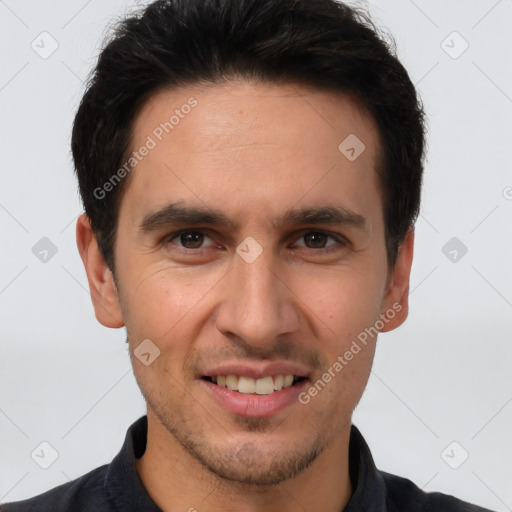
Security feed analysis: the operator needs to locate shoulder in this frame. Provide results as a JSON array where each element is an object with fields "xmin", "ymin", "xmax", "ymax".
[
  {"xmin": 1, "ymin": 463, "xmax": 110, "ymax": 512},
  {"xmin": 381, "ymin": 471, "xmax": 495, "ymax": 512}
]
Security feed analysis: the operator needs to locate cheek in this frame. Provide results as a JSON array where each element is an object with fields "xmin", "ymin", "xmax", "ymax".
[
  {"xmin": 122, "ymin": 269, "xmax": 220, "ymax": 393},
  {"xmin": 325, "ymin": 345, "xmax": 376, "ymax": 418},
  {"xmin": 119, "ymin": 262, "xmax": 226, "ymax": 343},
  {"xmin": 291, "ymin": 265, "xmax": 386, "ymax": 344}
]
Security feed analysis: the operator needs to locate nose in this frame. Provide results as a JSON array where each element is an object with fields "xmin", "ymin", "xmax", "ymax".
[{"xmin": 214, "ymin": 247, "xmax": 300, "ymax": 349}]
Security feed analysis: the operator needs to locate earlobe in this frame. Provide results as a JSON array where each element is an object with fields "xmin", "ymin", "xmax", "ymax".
[
  {"xmin": 379, "ymin": 228, "xmax": 415, "ymax": 333},
  {"xmin": 76, "ymin": 213, "xmax": 124, "ymax": 328}
]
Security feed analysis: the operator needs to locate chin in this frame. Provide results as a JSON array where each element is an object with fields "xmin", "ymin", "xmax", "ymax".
[{"xmin": 195, "ymin": 441, "xmax": 324, "ymax": 486}]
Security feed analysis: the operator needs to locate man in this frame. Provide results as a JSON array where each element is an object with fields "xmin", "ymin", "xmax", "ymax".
[{"xmin": 1, "ymin": 0, "xmax": 495, "ymax": 510}]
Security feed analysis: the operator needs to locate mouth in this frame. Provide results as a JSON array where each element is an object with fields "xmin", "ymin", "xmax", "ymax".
[
  {"xmin": 200, "ymin": 371, "xmax": 310, "ymax": 418},
  {"xmin": 202, "ymin": 374, "xmax": 308, "ymax": 395}
]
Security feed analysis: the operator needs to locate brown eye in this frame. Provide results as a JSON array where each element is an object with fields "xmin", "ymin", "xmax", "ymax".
[
  {"xmin": 163, "ymin": 229, "xmax": 219, "ymax": 255},
  {"xmin": 303, "ymin": 232, "xmax": 329, "ymax": 249},
  {"xmin": 291, "ymin": 230, "xmax": 345, "ymax": 254},
  {"xmin": 178, "ymin": 231, "xmax": 205, "ymax": 249}
]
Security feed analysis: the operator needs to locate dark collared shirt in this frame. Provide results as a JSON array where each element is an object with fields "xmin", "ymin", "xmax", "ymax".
[{"xmin": 1, "ymin": 416, "xmax": 494, "ymax": 511}]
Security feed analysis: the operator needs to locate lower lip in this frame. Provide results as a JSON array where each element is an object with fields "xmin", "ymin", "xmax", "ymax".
[{"xmin": 200, "ymin": 378, "xmax": 309, "ymax": 417}]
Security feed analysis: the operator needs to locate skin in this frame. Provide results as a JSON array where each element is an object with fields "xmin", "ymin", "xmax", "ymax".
[{"xmin": 77, "ymin": 79, "xmax": 414, "ymax": 512}]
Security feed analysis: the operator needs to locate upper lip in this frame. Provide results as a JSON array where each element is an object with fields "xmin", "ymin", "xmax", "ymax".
[{"xmin": 200, "ymin": 361, "xmax": 311, "ymax": 380}]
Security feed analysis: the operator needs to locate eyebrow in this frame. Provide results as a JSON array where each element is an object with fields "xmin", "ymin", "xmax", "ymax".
[{"xmin": 138, "ymin": 202, "xmax": 366, "ymax": 233}]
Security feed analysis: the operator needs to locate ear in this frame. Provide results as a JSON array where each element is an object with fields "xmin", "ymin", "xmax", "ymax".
[
  {"xmin": 76, "ymin": 213, "xmax": 124, "ymax": 328},
  {"xmin": 379, "ymin": 228, "xmax": 414, "ymax": 332}
]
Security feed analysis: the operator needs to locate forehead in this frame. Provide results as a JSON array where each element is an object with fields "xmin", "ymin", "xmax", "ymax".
[
  {"xmin": 131, "ymin": 80, "xmax": 380, "ymax": 155},
  {"xmin": 121, "ymin": 80, "xmax": 383, "ymax": 228}
]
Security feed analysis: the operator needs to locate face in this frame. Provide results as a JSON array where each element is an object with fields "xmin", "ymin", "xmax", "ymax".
[{"xmin": 79, "ymin": 79, "xmax": 413, "ymax": 486}]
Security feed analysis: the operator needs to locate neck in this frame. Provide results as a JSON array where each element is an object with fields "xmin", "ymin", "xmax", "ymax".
[{"xmin": 136, "ymin": 411, "xmax": 353, "ymax": 512}]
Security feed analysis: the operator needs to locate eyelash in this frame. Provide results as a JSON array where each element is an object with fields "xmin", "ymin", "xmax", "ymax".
[{"xmin": 162, "ymin": 229, "xmax": 347, "ymax": 255}]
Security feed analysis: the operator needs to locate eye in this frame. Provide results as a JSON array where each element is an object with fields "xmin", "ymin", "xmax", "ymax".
[
  {"xmin": 166, "ymin": 230, "xmax": 216, "ymax": 250},
  {"xmin": 162, "ymin": 229, "xmax": 346, "ymax": 256},
  {"xmin": 291, "ymin": 231, "xmax": 345, "ymax": 252}
]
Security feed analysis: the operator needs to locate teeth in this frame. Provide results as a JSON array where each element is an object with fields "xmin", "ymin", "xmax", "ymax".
[
  {"xmin": 226, "ymin": 375, "xmax": 238, "ymax": 391},
  {"xmin": 255, "ymin": 376, "xmax": 274, "ymax": 395},
  {"xmin": 210, "ymin": 374, "xmax": 299, "ymax": 394},
  {"xmin": 283, "ymin": 375, "xmax": 294, "ymax": 387},
  {"xmin": 274, "ymin": 375, "xmax": 284, "ymax": 390},
  {"xmin": 238, "ymin": 376, "xmax": 255, "ymax": 393}
]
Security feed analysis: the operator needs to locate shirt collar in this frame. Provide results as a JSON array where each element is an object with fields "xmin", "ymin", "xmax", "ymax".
[
  {"xmin": 105, "ymin": 416, "xmax": 161, "ymax": 511},
  {"xmin": 104, "ymin": 416, "xmax": 386, "ymax": 511},
  {"xmin": 344, "ymin": 424, "xmax": 387, "ymax": 511}
]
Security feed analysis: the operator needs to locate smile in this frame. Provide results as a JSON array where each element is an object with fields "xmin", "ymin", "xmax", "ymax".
[
  {"xmin": 200, "ymin": 373, "xmax": 310, "ymax": 417},
  {"xmin": 203, "ymin": 375, "xmax": 306, "ymax": 395}
]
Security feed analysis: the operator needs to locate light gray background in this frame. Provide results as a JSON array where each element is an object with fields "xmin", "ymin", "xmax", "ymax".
[{"xmin": 1, "ymin": 0, "xmax": 511, "ymax": 509}]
